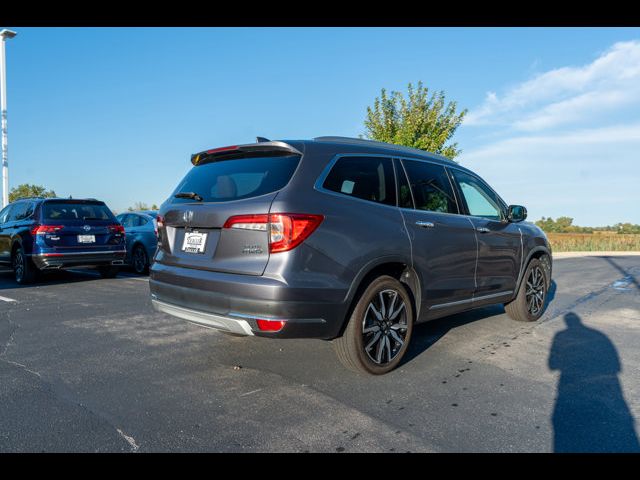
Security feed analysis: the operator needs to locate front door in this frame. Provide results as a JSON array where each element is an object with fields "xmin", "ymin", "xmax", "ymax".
[{"xmin": 448, "ymin": 168, "xmax": 522, "ymax": 299}]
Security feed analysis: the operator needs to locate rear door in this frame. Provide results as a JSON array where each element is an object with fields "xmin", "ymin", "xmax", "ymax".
[
  {"xmin": 397, "ymin": 159, "xmax": 477, "ymax": 317},
  {"xmin": 39, "ymin": 201, "xmax": 122, "ymax": 250},
  {"xmin": 448, "ymin": 168, "xmax": 522, "ymax": 298},
  {"xmin": 157, "ymin": 152, "xmax": 301, "ymax": 276}
]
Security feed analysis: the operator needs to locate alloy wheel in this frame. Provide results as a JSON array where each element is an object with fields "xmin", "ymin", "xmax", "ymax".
[
  {"xmin": 133, "ymin": 246, "xmax": 147, "ymax": 273},
  {"xmin": 525, "ymin": 265, "xmax": 546, "ymax": 316},
  {"xmin": 362, "ymin": 289, "xmax": 409, "ymax": 365},
  {"xmin": 13, "ymin": 250, "xmax": 24, "ymax": 282}
]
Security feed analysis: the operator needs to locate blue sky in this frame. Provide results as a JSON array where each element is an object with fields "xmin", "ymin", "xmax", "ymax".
[{"xmin": 4, "ymin": 27, "xmax": 640, "ymax": 225}]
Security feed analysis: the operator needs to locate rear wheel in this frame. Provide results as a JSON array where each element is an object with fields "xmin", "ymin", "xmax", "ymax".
[
  {"xmin": 334, "ymin": 275, "xmax": 414, "ymax": 375},
  {"xmin": 12, "ymin": 246, "xmax": 38, "ymax": 285},
  {"xmin": 132, "ymin": 244, "xmax": 149, "ymax": 275},
  {"xmin": 504, "ymin": 258, "xmax": 548, "ymax": 322},
  {"xmin": 98, "ymin": 266, "xmax": 120, "ymax": 278}
]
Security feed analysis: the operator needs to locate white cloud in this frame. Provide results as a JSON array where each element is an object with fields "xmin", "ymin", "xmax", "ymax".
[{"xmin": 465, "ymin": 40, "xmax": 640, "ymax": 132}]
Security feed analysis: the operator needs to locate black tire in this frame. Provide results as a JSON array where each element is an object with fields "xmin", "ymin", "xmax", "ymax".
[
  {"xmin": 334, "ymin": 275, "xmax": 414, "ymax": 375},
  {"xmin": 12, "ymin": 246, "xmax": 38, "ymax": 285},
  {"xmin": 98, "ymin": 266, "xmax": 120, "ymax": 278},
  {"xmin": 504, "ymin": 258, "xmax": 548, "ymax": 322},
  {"xmin": 131, "ymin": 244, "xmax": 149, "ymax": 275}
]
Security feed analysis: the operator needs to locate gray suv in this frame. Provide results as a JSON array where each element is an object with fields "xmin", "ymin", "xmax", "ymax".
[{"xmin": 150, "ymin": 136, "xmax": 552, "ymax": 374}]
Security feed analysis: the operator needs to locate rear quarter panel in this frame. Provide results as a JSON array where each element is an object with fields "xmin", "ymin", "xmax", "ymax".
[{"xmin": 266, "ymin": 142, "xmax": 412, "ymax": 306}]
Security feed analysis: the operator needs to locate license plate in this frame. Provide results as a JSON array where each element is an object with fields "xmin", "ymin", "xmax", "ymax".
[
  {"xmin": 182, "ymin": 231, "xmax": 208, "ymax": 254},
  {"xmin": 77, "ymin": 235, "xmax": 95, "ymax": 243}
]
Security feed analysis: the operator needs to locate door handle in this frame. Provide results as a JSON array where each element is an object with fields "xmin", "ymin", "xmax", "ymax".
[
  {"xmin": 415, "ymin": 221, "xmax": 435, "ymax": 228},
  {"xmin": 476, "ymin": 227, "xmax": 490, "ymax": 233}
]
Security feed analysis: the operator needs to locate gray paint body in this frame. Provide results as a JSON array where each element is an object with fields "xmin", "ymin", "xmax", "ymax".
[{"xmin": 149, "ymin": 137, "xmax": 552, "ymax": 339}]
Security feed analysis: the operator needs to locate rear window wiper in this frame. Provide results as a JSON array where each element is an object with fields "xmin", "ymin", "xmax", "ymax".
[
  {"xmin": 174, "ymin": 192, "xmax": 204, "ymax": 202},
  {"xmin": 82, "ymin": 216, "xmax": 104, "ymax": 220}
]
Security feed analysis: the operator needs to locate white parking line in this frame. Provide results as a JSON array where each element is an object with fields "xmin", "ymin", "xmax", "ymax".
[{"xmin": 0, "ymin": 295, "xmax": 17, "ymax": 303}]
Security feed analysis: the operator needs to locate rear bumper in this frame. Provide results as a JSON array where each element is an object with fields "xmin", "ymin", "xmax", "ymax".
[
  {"xmin": 31, "ymin": 250, "xmax": 127, "ymax": 270},
  {"xmin": 149, "ymin": 262, "xmax": 349, "ymax": 339},
  {"xmin": 152, "ymin": 299, "xmax": 255, "ymax": 336}
]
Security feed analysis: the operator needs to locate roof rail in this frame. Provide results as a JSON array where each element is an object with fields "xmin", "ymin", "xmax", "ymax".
[{"xmin": 312, "ymin": 136, "xmax": 456, "ymax": 164}]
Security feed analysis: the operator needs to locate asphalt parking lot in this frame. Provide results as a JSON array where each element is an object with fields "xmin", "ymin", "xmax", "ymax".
[{"xmin": 1, "ymin": 256, "xmax": 639, "ymax": 452}]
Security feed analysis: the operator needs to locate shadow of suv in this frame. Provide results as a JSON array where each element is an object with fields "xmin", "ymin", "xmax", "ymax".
[
  {"xmin": 150, "ymin": 137, "xmax": 553, "ymax": 374},
  {"xmin": 0, "ymin": 197, "xmax": 126, "ymax": 284}
]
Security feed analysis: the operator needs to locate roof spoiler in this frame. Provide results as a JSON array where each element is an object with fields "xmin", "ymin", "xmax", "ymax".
[{"xmin": 191, "ymin": 140, "xmax": 302, "ymax": 165}]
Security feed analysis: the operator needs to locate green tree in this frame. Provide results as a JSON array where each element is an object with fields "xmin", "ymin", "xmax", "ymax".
[
  {"xmin": 9, "ymin": 183, "xmax": 56, "ymax": 203},
  {"xmin": 364, "ymin": 81, "xmax": 467, "ymax": 160}
]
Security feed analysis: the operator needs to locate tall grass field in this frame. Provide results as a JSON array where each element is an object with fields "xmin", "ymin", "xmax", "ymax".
[{"xmin": 547, "ymin": 233, "xmax": 640, "ymax": 252}]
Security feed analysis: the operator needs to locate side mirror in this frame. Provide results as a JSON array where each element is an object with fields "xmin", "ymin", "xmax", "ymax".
[{"xmin": 507, "ymin": 205, "xmax": 527, "ymax": 222}]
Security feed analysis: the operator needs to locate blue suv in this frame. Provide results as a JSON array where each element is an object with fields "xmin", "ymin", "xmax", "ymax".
[{"xmin": 0, "ymin": 197, "xmax": 126, "ymax": 284}]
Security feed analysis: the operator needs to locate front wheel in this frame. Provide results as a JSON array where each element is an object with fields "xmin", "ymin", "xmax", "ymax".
[
  {"xmin": 334, "ymin": 275, "xmax": 414, "ymax": 375},
  {"xmin": 504, "ymin": 258, "xmax": 548, "ymax": 322}
]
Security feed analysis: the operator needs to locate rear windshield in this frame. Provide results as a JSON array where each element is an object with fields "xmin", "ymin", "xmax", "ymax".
[
  {"xmin": 171, "ymin": 154, "xmax": 300, "ymax": 203},
  {"xmin": 43, "ymin": 202, "xmax": 115, "ymax": 221}
]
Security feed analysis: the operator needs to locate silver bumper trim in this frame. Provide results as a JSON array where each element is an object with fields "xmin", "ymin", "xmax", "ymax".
[{"xmin": 151, "ymin": 299, "xmax": 254, "ymax": 336}]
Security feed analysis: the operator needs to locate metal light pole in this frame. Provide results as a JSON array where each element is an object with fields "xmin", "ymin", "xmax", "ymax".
[{"xmin": 0, "ymin": 29, "xmax": 17, "ymax": 208}]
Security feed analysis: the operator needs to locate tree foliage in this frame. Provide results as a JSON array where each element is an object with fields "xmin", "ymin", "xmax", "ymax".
[
  {"xmin": 364, "ymin": 81, "xmax": 467, "ymax": 160},
  {"xmin": 127, "ymin": 201, "xmax": 159, "ymax": 212},
  {"xmin": 536, "ymin": 216, "xmax": 640, "ymax": 234},
  {"xmin": 9, "ymin": 183, "xmax": 57, "ymax": 203}
]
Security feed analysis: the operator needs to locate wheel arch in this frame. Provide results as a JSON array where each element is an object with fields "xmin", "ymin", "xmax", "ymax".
[
  {"xmin": 338, "ymin": 257, "xmax": 420, "ymax": 338},
  {"xmin": 514, "ymin": 246, "xmax": 552, "ymax": 296}
]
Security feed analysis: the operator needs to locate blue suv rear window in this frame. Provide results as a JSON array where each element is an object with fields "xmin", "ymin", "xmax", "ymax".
[{"xmin": 43, "ymin": 202, "xmax": 115, "ymax": 221}]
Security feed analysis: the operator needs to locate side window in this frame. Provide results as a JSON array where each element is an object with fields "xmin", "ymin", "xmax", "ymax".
[
  {"xmin": 131, "ymin": 215, "xmax": 144, "ymax": 227},
  {"xmin": 0, "ymin": 205, "xmax": 12, "ymax": 224},
  {"xmin": 8, "ymin": 202, "xmax": 29, "ymax": 222},
  {"xmin": 401, "ymin": 159, "xmax": 458, "ymax": 214},
  {"xmin": 118, "ymin": 214, "xmax": 130, "ymax": 227},
  {"xmin": 322, "ymin": 156, "xmax": 396, "ymax": 206},
  {"xmin": 24, "ymin": 202, "xmax": 35, "ymax": 219},
  {"xmin": 451, "ymin": 170, "xmax": 504, "ymax": 221},
  {"xmin": 13, "ymin": 202, "xmax": 34, "ymax": 221},
  {"xmin": 138, "ymin": 216, "xmax": 149, "ymax": 226}
]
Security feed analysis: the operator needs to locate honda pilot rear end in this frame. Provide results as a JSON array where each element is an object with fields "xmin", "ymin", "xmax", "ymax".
[{"xmin": 150, "ymin": 141, "xmax": 335, "ymax": 337}]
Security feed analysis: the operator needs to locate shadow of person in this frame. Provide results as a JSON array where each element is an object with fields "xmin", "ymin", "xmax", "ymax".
[{"xmin": 549, "ymin": 312, "xmax": 640, "ymax": 452}]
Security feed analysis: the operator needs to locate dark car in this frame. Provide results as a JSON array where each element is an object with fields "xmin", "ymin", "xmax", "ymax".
[
  {"xmin": 115, "ymin": 211, "xmax": 158, "ymax": 274},
  {"xmin": 0, "ymin": 197, "xmax": 126, "ymax": 284},
  {"xmin": 149, "ymin": 137, "xmax": 552, "ymax": 374}
]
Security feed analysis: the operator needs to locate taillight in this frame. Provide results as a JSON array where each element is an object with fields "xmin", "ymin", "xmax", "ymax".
[
  {"xmin": 256, "ymin": 319, "xmax": 286, "ymax": 332},
  {"xmin": 223, "ymin": 213, "xmax": 323, "ymax": 253},
  {"xmin": 156, "ymin": 215, "xmax": 165, "ymax": 228},
  {"xmin": 222, "ymin": 214, "xmax": 268, "ymax": 231},
  {"xmin": 109, "ymin": 225, "xmax": 125, "ymax": 234},
  {"xmin": 31, "ymin": 225, "xmax": 64, "ymax": 235}
]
